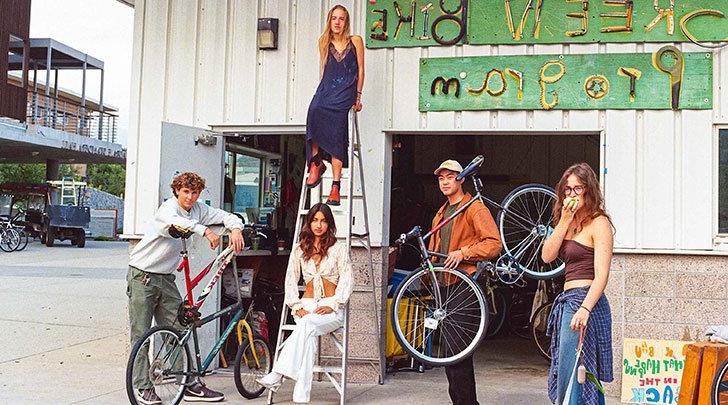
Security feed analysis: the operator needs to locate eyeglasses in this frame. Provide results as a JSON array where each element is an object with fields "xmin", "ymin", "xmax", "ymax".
[{"xmin": 563, "ymin": 185, "xmax": 585, "ymax": 195}]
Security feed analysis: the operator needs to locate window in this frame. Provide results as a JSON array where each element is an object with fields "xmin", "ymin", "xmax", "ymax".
[
  {"xmin": 720, "ymin": 129, "xmax": 728, "ymax": 234},
  {"xmin": 234, "ymin": 153, "xmax": 262, "ymax": 222},
  {"xmin": 7, "ymin": 34, "xmax": 25, "ymax": 87}
]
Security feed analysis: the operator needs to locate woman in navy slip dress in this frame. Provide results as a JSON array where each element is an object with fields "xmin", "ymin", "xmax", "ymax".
[
  {"xmin": 305, "ymin": 5, "xmax": 364, "ymax": 206},
  {"xmin": 541, "ymin": 163, "xmax": 615, "ymax": 405}
]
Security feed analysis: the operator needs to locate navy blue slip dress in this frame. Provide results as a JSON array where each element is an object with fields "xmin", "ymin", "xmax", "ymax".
[{"xmin": 305, "ymin": 39, "xmax": 358, "ymax": 168}]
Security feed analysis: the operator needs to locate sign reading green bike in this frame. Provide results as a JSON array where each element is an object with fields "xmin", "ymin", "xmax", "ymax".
[
  {"xmin": 366, "ymin": 0, "xmax": 728, "ymax": 48},
  {"xmin": 419, "ymin": 46, "xmax": 712, "ymax": 111}
]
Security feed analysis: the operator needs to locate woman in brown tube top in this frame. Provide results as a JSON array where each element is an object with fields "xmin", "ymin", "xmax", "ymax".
[{"xmin": 541, "ymin": 163, "xmax": 615, "ymax": 405}]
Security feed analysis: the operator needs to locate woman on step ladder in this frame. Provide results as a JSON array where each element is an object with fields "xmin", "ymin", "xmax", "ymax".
[
  {"xmin": 304, "ymin": 4, "xmax": 365, "ymax": 206},
  {"xmin": 256, "ymin": 203, "xmax": 353, "ymax": 403}
]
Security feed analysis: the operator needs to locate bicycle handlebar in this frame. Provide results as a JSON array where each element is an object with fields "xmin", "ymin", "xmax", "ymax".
[
  {"xmin": 169, "ymin": 223, "xmax": 269, "ymax": 240},
  {"xmin": 396, "ymin": 226, "xmax": 422, "ymax": 245}
]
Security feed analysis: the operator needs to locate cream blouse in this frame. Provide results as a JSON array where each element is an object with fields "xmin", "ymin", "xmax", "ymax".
[{"xmin": 284, "ymin": 241, "xmax": 353, "ymax": 311}]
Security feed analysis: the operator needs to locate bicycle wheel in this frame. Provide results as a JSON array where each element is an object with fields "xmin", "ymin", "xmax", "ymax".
[
  {"xmin": 712, "ymin": 356, "xmax": 728, "ymax": 405},
  {"xmin": 498, "ymin": 184, "xmax": 565, "ymax": 279},
  {"xmin": 530, "ymin": 302, "xmax": 553, "ymax": 362},
  {"xmin": 234, "ymin": 335, "xmax": 271, "ymax": 399},
  {"xmin": 390, "ymin": 266, "xmax": 488, "ymax": 366},
  {"xmin": 0, "ymin": 228, "xmax": 21, "ymax": 252},
  {"xmin": 14, "ymin": 228, "xmax": 29, "ymax": 251},
  {"xmin": 126, "ymin": 326, "xmax": 192, "ymax": 405},
  {"xmin": 485, "ymin": 288, "xmax": 507, "ymax": 338}
]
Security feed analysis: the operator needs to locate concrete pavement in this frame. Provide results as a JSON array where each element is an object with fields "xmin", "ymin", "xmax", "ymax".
[{"xmin": 0, "ymin": 240, "xmax": 621, "ymax": 404}]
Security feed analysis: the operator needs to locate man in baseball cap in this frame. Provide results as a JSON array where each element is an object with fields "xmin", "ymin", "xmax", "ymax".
[
  {"xmin": 433, "ymin": 159, "xmax": 464, "ymax": 175},
  {"xmin": 429, "ymin": 158, "xmax": 502, "ymax": 405}
]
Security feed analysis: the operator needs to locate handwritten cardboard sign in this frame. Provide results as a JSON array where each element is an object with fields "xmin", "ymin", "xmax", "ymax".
[{"xmin": 622, "ymin": 338, "xmax": 691, "ymax": 404}]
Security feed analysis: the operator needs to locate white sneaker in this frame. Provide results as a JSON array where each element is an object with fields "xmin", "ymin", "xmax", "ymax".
[{"xmin": 255, "ymin": 372, "xmax": 282, "ymax": 392}]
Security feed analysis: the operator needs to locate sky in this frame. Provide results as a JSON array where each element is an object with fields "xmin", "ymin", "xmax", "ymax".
[{"xmin": 29, "ymin": 0, "xmax": 134, "ymax": 146}]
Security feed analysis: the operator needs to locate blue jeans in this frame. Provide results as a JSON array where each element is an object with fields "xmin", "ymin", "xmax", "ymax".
[{"xmin": 556, "ymin": 304, "xmax": 606, "ymax": 405}]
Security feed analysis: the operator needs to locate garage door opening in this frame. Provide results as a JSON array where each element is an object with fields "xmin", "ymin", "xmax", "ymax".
[{"xmin": 386, "ymin": 132, "xmax": 601, "ymax": 373}]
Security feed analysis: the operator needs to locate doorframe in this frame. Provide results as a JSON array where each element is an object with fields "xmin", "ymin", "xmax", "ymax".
[{"xmin": 382, "ymin": 129, "xmax": 605, "ymax": 247}]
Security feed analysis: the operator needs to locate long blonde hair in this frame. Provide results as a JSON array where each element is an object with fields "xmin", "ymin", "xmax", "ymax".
[{"xmin": 319, "ymin": 5, "xmax": 351, "ymax": 68}]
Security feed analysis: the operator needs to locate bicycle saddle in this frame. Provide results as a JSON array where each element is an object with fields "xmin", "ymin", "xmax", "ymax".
[
  {"xmin": 456, "ymin": 155, "xmax": 485, "ymax": 181},
  {"xmin": 169, "ymin": 225, "xmax": 194, "ymax": 239}
]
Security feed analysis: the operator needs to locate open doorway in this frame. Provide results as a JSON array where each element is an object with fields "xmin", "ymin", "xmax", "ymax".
[
  {"xmin": 387, "ymin": 132, "xmax": 600, "ymax": 371},
  {"xmin": 218, "ymin": 133, "xmax": 307, "ymax": 367}
]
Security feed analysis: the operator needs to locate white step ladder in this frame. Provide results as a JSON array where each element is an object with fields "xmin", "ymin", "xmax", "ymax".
[
  {"xmin": 60, "ymin": 176, "xmax": 78, "ymax": 205},
  {"xmin": 267, "ymin": 111, "xmax": 385, "ymax": 405}
]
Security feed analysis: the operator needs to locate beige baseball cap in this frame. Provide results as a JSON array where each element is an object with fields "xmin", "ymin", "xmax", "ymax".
[{"xmin": 434, "ymin": 159, "xmax": 464, "ymax": 175}]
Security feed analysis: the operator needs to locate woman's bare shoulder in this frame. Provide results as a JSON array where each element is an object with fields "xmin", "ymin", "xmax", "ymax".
[{"xmin": 589, "ymin": 215, "xmax": 613, "ymax": 237}]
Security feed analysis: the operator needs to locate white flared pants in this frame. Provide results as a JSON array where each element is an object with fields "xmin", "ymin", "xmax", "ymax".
[{"xmin": 272, "ymin": 298, "xmax": 344, "ymax": 403}]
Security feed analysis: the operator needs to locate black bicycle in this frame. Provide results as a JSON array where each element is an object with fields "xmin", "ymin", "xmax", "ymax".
[
  {"xmin": 391, "ymin": 155, "xmax": 562, "ymax": 366},
  {"xmin": 0, "ymin": 209, "xmax": 29, "ymax": 252}
]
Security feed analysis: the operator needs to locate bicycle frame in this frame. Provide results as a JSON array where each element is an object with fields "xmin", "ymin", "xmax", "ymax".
[
  {"xmin": 176, "ymin": 238, "xmax": 233, "ymax": 309},
  {"xmin": 160, "ymin": 304, "xmax": 264, "ymax": 382},
  {"xmin": 169, "ymin": 238, "xmax": 262, "ymax": 379},
  {"xmin": 413, "ymin": 175, "xmax": 549, "ymax": 278},
  {"xmin": 412, "ymin": 177, "xmax": 523, "ymax": 268}
]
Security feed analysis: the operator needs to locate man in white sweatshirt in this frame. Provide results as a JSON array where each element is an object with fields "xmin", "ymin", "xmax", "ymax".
[{"xmin": 128, "ymin": 172, "xmax": 244, "ymax": 404}]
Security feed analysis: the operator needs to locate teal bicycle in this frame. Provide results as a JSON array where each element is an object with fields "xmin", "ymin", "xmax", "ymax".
[{"xmin": 126, "ymin": 226, "xmax": 271, "ymax": 405}]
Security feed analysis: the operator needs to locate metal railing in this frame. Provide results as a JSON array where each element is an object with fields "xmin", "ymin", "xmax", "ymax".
[{"xmin": 26, "ymin": 91, "xmax": 118, "ymax": 144}]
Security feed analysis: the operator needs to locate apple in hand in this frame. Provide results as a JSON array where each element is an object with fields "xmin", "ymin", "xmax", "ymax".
[{"xmin": 563, "ymin": 197, "xmax": 579, "ymax": 210}]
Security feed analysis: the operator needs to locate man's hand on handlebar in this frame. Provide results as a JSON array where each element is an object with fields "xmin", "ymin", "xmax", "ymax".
[
  {"xmin": 229, "ymin": 228, "xmax": 244, "ymax": 253},
  {"xmin": 204, "ymin": 228, "xmax": 220, "ymax": 250}
]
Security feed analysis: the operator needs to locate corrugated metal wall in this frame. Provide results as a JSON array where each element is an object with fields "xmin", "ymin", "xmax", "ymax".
[{"xmin": 125, "ymin": 0, "xmax": 727, "ymax": 250}]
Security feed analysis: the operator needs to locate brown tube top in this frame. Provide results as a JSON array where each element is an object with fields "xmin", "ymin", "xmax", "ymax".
[{"xmin": 560, "ymin": 240, "xmax": 595, "ymax": 282}]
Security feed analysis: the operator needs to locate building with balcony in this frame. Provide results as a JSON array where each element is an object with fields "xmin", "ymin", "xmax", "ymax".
[{"xmin": 0, "ymin": 0, "xmax": 124, "ymax": 177}]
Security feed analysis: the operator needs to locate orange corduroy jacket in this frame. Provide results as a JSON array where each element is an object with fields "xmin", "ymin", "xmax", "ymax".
[{"xmin": 428, "ymin": 192, "xmax": 503, "ymax": 275}]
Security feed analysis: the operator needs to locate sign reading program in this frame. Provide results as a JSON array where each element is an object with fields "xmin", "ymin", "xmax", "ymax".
[{"xmin": 419, "ymin": 46, "xmax": 712, "ymax": 111}]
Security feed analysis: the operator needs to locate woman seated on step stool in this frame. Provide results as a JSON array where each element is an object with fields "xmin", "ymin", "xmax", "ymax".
[{"xmin": 256, "ymin": 203, "xmax": 353, "ymax": 403}]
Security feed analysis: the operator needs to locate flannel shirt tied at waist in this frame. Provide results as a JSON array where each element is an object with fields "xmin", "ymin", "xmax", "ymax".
[{"xmin": 547, "ymin": 286, "xmax": 613, "ymax": 405}]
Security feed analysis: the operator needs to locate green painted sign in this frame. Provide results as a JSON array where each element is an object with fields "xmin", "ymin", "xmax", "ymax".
[
  {"xmin": 419, "ymin": 47, "xmax": 712, "ymax": 111},
  {"xmin": 366, "ymin": 0, "xmax": 728, "ymax": 48},
  {"xmin": 367, "ymin": 0, "xmax": 469, "ymax": 48},
  {"xmin": 469, "ymin": 0, "xmax": 728, "ymax": 45}
]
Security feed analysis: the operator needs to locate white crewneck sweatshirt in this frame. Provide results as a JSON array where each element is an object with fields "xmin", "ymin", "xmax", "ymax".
[{"xmin": 129, "ymin": 198, "xmax": 243, "ymax": 274}]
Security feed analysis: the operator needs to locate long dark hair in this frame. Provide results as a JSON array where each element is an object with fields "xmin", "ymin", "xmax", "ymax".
[
  {"xmin": 552, "ymin": 163, "xmax": 613, "ymax": 233},
  {"xmin": 299, "ymin": 203, "xmax": 337, "ymax": 261}
]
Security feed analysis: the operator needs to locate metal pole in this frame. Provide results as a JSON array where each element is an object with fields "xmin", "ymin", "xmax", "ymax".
[
  {"xmin": 45, "ymin": 44, "xmax": 51, "ymax": 127},
  {"xmin": 80, "ymin": 59, "xmax": 87, "ymax": 135},
  {"xmin": 32, "ymin": 62, "xmax": 38, "ymax": 124},
  {"xmin": 98, "ymin": 68, "xmax": 105, "ymax": 140},
  {"xmin": 53, "ymin": 69, "xmax": 59, "ymax": 129},
  {"xmin": 44, "ymin": 44, "xmax": 51, "ymax": 97}
]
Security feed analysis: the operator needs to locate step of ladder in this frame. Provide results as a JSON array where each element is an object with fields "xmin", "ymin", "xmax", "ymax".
[{"xmin": 267, "ymin": 111, "xmax": 384, "ymax": 405}]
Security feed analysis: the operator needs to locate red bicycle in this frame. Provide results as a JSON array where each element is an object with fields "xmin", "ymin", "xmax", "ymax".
[{"xmin": 126, "ymin": 224, "xmax": 272, "ymax": 405}]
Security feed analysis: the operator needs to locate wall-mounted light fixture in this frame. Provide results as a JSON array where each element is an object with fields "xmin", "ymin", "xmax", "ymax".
[
  {"xmin": 257, "ymin": 18, "xmax": 279, "ymax": 50},
  {"xmin": 195, "ymin": 132, "xmax": 217, "ymax": 146}
]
